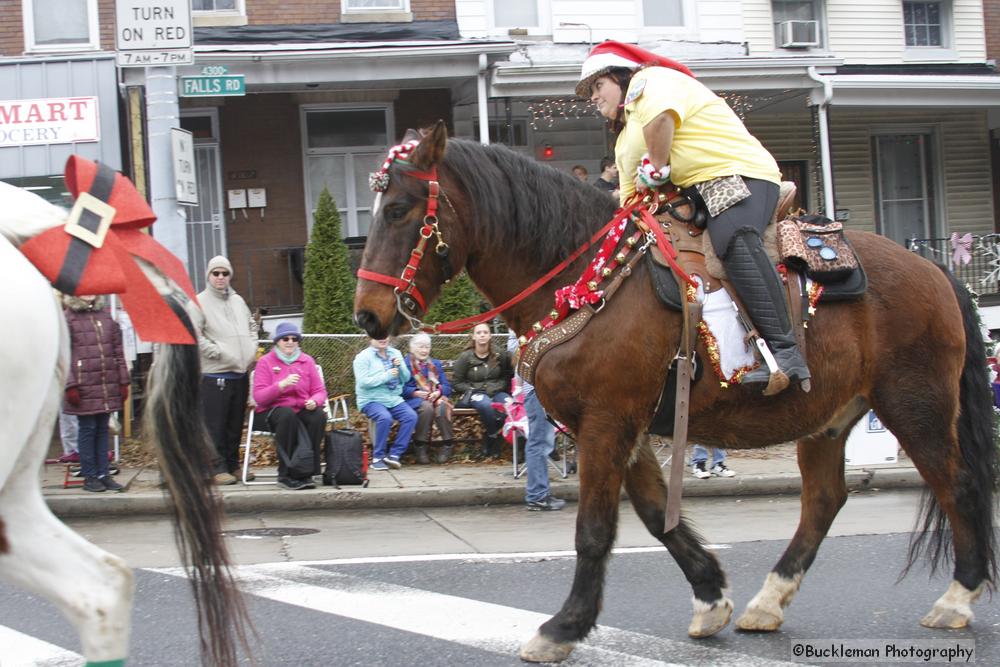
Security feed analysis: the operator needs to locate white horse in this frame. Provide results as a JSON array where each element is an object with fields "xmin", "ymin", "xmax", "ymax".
[{"xmin": 0, "ymin": 181, "xmax": 249, "ymax": 666}]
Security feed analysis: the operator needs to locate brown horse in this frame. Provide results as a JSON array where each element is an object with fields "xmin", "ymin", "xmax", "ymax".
[{"xmin": 354, "ymin": 122, "xmax": 997, "ymax": 663}]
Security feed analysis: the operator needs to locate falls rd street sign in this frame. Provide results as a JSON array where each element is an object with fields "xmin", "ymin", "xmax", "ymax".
[{"xmin": 180, "ymin": 75, "xmax": 246, "ymax": 97}]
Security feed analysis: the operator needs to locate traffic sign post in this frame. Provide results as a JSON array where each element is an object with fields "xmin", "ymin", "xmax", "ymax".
[
  {"xmin": 115, "ymin": 0, "xmax": 193, "ymax": 67},
  {"xmin": 170, "ymin": 128, "xmax": 198, "ymax": 206}
]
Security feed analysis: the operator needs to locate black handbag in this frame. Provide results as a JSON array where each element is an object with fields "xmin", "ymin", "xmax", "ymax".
[{"xmin": 323, "ymin": 428, "xmax": 368, "ymax": 487}]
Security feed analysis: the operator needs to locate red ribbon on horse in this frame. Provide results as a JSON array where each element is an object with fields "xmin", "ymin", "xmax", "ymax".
[{"xmin": 19, "ymin": 156, "xmax": 199, "ymax": 344}]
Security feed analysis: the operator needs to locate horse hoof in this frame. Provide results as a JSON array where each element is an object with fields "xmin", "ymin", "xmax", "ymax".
[
  {"xmin": 920, "ymin": 580, "xmax": 982, "ymax": 629},
  {"xmin": 735, "ymin": 606, "xmax": 783, "ymax": 632},
  {"xmin": 920, "ymin": 608, "xmax": 971, "ymax": 629},
  {"xmin": 519, "ymin": 633, "xmax": 575, "ymax": 663},
  {"xmin": 688, "ymin": 596, "xmax": 733, "ymax": 638}
]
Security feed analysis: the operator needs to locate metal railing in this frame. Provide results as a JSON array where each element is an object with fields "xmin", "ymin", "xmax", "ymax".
[{"xmin": 906, "ymin": 234, "xmax": 1000, "ymax": 298}]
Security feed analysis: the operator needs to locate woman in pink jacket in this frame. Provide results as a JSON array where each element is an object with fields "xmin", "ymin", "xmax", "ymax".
[{"xmin": 253, "ymin": 322, "xmax": 327, "ymax": 490}]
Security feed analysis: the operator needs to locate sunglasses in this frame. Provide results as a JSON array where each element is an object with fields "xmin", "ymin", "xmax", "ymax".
[
  {"xmin": 211, "ymin": 270, "xmax": 230, "ymax": 277},
  {"xmin": 279, "ymin": 336, "xmax": 300, "ymax": 342}
]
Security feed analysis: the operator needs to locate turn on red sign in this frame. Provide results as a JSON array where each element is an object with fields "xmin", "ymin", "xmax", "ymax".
[
  {"xmin": 115, "ymin": 0, "xmax": 193, "ymax": 66},
  {"xmin": 0, "ymin": 97, "xmax": 99, "ymax": 147}
]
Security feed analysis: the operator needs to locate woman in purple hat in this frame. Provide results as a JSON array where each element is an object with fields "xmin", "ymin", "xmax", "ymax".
[{"xmin": 252, "ymin": 322, "xmax": 327, "ymax": 490}]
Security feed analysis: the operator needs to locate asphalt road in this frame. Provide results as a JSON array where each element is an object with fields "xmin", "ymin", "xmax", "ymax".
[{"xmin": 2, "ymin": 490, "xmax": 997, "ymax": 666}]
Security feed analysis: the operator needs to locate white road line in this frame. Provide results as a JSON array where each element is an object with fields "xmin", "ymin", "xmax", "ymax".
[
  {"xmin": 0, "ymin": 624, "xmax": 82, "ymax": 667},
  {"xmin": 153, "ymin": 544, "xmax": 732, "ymax": 574},
  {"xmin": 160, "ymin": 562, "xmax": 798, "ymax": 667}
]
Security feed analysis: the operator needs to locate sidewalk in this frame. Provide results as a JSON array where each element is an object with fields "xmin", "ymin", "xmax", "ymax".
[{"xmin": 41, "ymin": 444, "xmax": 923, "ymax": 518}]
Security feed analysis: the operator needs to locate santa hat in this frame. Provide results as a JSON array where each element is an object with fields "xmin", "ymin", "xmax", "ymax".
[{"xmin": 576, "ymin": 40, "xmax": 695, "ymax": 98}]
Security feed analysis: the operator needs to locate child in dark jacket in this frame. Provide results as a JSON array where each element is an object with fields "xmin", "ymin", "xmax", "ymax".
[{"xmin": 63, "ymin": 295, "xmax": 130, "ymax": 492}]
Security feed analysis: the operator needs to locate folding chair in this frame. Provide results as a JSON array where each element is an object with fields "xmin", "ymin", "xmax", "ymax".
[
  {"xmin": 511, "ymin": 420, "xmax": 570, "ymax": 480},
  {"xmin": 241, "ymin": 366, "xmax": 342, "ymax": 485}
]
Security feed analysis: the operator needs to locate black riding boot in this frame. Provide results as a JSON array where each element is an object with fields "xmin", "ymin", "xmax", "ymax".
[
  {"xmin": 722, "ymin": 227, "xmax": 811, "ymax": 395},
  {"xmin": 435, "ymin": 439, "xmax": 454, "ymax": 464},
  {"xmin": 413, "ymin": 441, "xmax": 430, "ymax": 465}
]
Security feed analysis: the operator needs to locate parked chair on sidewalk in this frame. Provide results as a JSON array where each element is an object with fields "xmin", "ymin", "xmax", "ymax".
[{"xmin": 241, "ymin": 366, "xmax": 345, "ymax": 485}]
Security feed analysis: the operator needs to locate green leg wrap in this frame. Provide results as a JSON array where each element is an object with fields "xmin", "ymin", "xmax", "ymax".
[{"xmin": 85, "ymin": 660, "xmax": 126, "ymax": 667}]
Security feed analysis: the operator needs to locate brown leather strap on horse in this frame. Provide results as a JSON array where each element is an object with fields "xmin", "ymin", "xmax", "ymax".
[{"xmin": 664, "ymin": 297, "xmax": 701, "ymax": 534}]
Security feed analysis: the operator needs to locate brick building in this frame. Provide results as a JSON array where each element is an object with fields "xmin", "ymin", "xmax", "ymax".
[{"xmin": 113, "ymin": 1, "xmax": 514, "ymax": 313}]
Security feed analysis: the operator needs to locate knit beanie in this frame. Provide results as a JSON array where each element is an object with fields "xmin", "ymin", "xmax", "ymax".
[{"xmin": 205, "ymin": 255, "xmax": 234, "ymax": 282}]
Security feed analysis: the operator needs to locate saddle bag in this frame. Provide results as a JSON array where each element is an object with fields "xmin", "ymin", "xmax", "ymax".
[
  {"xmin": 323, "ymin": 428, "xmax": 369, "ymax": 488},
  {"xmin": 776, "ymin": 214, "xmax": 858, "ymax": 282}
]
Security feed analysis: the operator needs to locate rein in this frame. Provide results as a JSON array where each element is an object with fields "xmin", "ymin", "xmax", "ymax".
[{"xmin": 356, "ymin": 145, "xmax": 697, "ymax": 337}]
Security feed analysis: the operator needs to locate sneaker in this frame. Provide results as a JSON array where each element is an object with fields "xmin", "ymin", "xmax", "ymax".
[
  {"xmin": 214, "ymin": 472, "xmax": 238, "ymax": 485},
  {"xmin": 297, "ymin": 478, "xmax": 316, "ymax": 490},
  {"xmin": 370, "ymin": 460, "xmax": 389, "ymax": 471},
  {"xmin": 385, "ymin": 456, "xmax": 402, "ymax": 470},
  {"xmin": 232, "ymin": 469, "xmax": 255, "ymax": 482},
  {"xmin": 526, "ymin": 495, "xmax": 566, "ymax": 512},
  {"xmin": 58, "ymin": 452, "xmax": 80, "ymax": 463},
  {"xmin": 278, "ymin": 477, "xmax": 305, "ymax": 490},
  {"xmin": 691, "ymin": 461, "xmax": 710, "ymax": 479},
  {"xmin": 710, "ymin": 463, "xmax": 736, "ymax": 478},
  {"xmin": 83, "ymin": 476, "xmax": 105, "ymax": 493},
  {"xmin": 100, "ymin": 476, "xmax": 124, "ymax": 492}
]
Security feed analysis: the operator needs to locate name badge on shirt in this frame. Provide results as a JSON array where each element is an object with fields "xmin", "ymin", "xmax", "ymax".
[{"xmin": 624, "ymin": 78, "xmax": 646, "ymax": 106}]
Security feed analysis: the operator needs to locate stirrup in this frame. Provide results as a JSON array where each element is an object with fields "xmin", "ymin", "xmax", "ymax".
[{"xmin": 762, "ymin": 371, "xmax": 811, "ymax": 396}]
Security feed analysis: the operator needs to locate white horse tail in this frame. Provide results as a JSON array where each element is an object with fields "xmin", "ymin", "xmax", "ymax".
[{"xmin": 144, "ymin": 295, "xmax": 254, "ymax": 667}]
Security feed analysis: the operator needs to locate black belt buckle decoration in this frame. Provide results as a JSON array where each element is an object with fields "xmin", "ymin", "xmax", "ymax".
[{"xmin": 64, "ymin": 191, "xmax": 115, "ymax": 249}]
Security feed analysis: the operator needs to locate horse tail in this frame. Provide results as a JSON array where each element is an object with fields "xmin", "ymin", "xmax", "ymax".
[
  {"xmin": 144, "ymin": 299, "xmax": 253, "ymax": 666},
  {"xmin": 905, "ymin": 269, "xmax": 998, "ymax": 586}
]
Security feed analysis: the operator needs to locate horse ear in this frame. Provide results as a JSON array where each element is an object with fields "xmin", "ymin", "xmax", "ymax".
[
  {"xmin": 401, "ymin": 128, "xmax": 422, "ymax": 143},
  {"xmin": 410, "ymin": 120, "xmax": 448, "ymax": 171}
]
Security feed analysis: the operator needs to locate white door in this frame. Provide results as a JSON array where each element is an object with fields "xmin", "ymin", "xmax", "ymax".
[{"xmin": 873, "ymin": 132, "xmax": 937, "ymax": 246}]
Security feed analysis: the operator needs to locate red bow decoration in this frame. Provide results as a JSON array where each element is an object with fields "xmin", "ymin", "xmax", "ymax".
[{"xmin": 19, "ymin": 156, "xmax": 199, "ymax": 344}]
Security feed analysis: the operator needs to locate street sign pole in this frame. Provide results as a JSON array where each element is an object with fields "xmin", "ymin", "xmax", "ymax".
[{"xmin": 145, "ymin": 65, "xmax": 188, "ymax": 268}]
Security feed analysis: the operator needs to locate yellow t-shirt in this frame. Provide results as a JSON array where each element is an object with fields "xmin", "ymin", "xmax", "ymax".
[{"xmin": 615, "ymin": 67, "xmax": 781, "ymax": 203}]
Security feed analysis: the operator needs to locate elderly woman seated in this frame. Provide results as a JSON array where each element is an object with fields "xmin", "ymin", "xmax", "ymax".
[
  {"xmin": 402, "ymin": 333, "xmax": 454, "ymax": 464},
  {"xmin": 252, "ymin": 322, "xmax": 327, "ymax": 490}
]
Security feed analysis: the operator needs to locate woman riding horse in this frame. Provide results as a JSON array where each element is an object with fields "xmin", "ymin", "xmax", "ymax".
[{"xmin": 580, "ymin": 40, "xmax": 808, "ymax": 396}]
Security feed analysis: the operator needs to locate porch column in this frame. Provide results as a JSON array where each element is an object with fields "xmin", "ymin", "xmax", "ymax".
[{"xmin": 477, "ymin": 54, "xmax": 490, "ymax": 145}]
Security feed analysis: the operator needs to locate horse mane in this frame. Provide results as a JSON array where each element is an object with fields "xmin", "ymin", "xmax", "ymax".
[{"xmin": 440, "ymin": 140, "xmax": 619, "ymax": 268}]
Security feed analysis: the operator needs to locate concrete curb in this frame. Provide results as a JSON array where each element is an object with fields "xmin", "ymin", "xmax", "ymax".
[{"xmin": 44, "ymin": 467, "xmax": 926, "ymax": 519}]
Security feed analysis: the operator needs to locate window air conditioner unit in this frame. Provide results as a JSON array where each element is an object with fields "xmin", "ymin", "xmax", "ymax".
[{"xmin": 779, "ymin": 20, "xmax": 819, "ymax": 48}]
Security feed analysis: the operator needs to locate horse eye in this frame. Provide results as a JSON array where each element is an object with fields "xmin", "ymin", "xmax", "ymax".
[{"xmin": 384, "ymin": 204, "xmax": 409, "ymax": 223}]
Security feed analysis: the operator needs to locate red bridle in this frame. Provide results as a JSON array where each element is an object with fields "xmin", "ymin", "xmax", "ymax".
[{"xmin": 356, "ymin": 167, "xmax": 447, "ymax": 314}]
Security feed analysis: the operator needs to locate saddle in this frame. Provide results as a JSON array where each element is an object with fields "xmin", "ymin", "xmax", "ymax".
[{"xmin": 646, "ymin": 182, "xmax": 867, "ymax": 313}]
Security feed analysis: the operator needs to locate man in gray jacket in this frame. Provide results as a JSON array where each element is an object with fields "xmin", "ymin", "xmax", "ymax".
[{"xmin": 193, "ymin": 255, "xmax": 258, "ymax": 484}]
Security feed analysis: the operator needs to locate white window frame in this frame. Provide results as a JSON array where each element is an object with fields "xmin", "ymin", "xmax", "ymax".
[
  {"xmin": 489, "ymin": 0, "xmax": 551, "ymax": 36},
  {"xmin": 192, "ymin": 0, "xmax": 247, "ymax": 27},
  {"xmin": 770, "ymin": 0, "xmax": 827, "ymax": 51},
  {"xmin": 638, "ymin": 0, "xmax": 698, "ymax": 36},
  {"xmin": 342, "ymin": 0, "xmax": 409, "ymax": 13},
  {"xmin": 22, "ymin": 0, "xmax": 100, "ymax": 53},
  {"xmin": 901, "ymin": 0, "xmax": 954, "ymax": 59},
  {"xmin": 300, "ymin": 103, "xmax": 395, "ymax": 239}
]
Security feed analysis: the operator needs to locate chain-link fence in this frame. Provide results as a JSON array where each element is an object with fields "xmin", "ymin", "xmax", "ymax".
[{"xmin": 258, "ymin": 333, "xmax": 512, "ymax": 403}]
